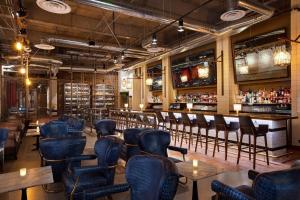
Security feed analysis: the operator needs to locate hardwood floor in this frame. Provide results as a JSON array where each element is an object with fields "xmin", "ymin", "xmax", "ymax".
[{"xmin": 0, "ymin": 126, "xmax": 298, "ymax": 200}]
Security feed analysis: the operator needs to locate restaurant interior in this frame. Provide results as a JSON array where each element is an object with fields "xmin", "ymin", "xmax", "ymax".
[{"xmin": 0, "ymin": 0, "xmax": 300, "ymax": 199}]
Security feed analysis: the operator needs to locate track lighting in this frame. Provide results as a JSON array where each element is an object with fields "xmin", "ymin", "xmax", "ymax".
[
  {"xmin": 178, "ymin": 18, "xmax": 184, "ymax": 32},
  {"xmin": 152, "ymin": 33, "xmax": 157, "ymax": 45}
]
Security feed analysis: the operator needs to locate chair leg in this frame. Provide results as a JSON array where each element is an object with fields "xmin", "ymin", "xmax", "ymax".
[
  {"xmin": 180, "ymin": 125, "xmax": 185, "ymax": 148},
  {"xmin": 248, "ymin": 134, "xmax": 251, "ymax": 160},
  {"xmin": 188, "ymin": 127, "xmax": 192, "ymax": 150},
  {"xmin": 195, "ymin": 127, "xmax": 200, "ymax": 152},
  {"xmin": 205, "ymin": 129, "xmax": 209, "ymax": 155},
  {"xmin": 264, "ymin": 135, "xmax": 269, "ymax": 165},
  {"xmin": 224, "ymin": 131, "xmax": 229, "ymax": 161},
  {"xmin": 213, "ymin": 131, "xmax": 219, "ymax": 157},
  {"xmin": 237, "ymin": 133, "xmax": 244, "ymax": 165},
  {"xmin": 253, "ymin": 136, "xmax": 257, "ymax": 169}
]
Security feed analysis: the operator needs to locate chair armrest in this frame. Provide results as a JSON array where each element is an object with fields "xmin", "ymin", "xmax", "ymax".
[
  {"xmin": 211, "ymin": 180, "xmax": 254, "ymax": 200},
  {"xmin": 73, "ymin": 166, "xmax": 112, "ymax": 177},
  {"xmin": 168, "ymin": 146, "xmax": 188, "ymax": 155},
  {"xmin": 66, "ymin": 154, "xmax": 97, "ymax": 162},
  {"xmin": 248, "ymin": 170, "xmax": 260, "ymax": 180},
  {"xmin": 84, "ymin": 183, "xmax": 130, "ymax": 200}
]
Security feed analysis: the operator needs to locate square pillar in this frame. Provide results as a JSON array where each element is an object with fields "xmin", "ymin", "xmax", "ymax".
[
  {"xmin": 216, "ymin": 36, "xmax": 238, "ymax": 114},
  {"xmin": 162, "ymin": 56, "xmax": 176, "ymax": 110}
]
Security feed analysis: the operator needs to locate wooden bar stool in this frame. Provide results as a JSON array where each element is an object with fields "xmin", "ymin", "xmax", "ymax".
[
  {"xmin": 195, "ymin": 113, "xmax": 215, "ymax": 154},
  {"xmin": 155, "ymin": 111, "xmax": 168, "ymax": 130},
  {"xmin": 180, "ymin": 113, "xmax": 197, "ymax": 149},
  {"xmin": 213, "ymin": 114, "xmax": 239, "ymax": 160},
  {"xmin": 237, "ymin": 115, "xmax": 269, "ymax": 169},
  {"xmin": 168, "ymin": 112, "xmax": 182, "ymax": 146}
]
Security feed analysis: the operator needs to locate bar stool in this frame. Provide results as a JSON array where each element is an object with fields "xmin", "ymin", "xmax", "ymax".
[
  {"xmin": 180, "ymin": 113, "xmax": 197, "ymax": 149},
  {"xmin": 213, "ymin": 114, "xmax": 239, "ymax": 160},
  {"xmin": 195, "ymin": 113, "xmax": 215, "ymax": 154},
  {"xmin": 237, "ymin": 115, "xmax": 269, "ymax": 169},
  {"xmin": 155, "ymin": 111, "xmax": 168, "ymax": 130},
  {"xmin": 168, "ymin": 112, "xmax": 182, "ymax": 146}
]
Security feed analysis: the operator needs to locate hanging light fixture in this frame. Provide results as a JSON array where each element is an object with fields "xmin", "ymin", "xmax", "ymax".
[
  {"xmin": 146, "ymin": 77, "xmax": 153, "ymax": 86},
  {"xmin": 121, "ymin": 51, "xmax": 125, "ymax": 60},
  {"xmin": 14, "ymin": 41, "xmax": 23, "ymax": 51},
  {"xmin": 178, "ymin": 18, "xmax": 184, "ymax": 32},
  {"xmin": 198, "ymin": 66, "xmax": 209, "ymax": 78},
  {"xmin": 113, "ymin": 56, "xmax": 118, "ymax": 64},
  {"xmin": 19, "ymin": 67, "xmax": 26, "ymax": 74},
  {"xmin": 180, "ymin": 75, "xmax": 188, "ymax": 83},
  {"xmin": 273, "ymin": 45, "xmax": 291, "ymax": 66},
  {"xmin": 152, "ymin": 33, "xmax": 157, "ymax": 45}
]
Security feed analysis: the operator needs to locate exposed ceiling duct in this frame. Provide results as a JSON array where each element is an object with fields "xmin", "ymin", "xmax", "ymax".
[
  {"xmin": 74, "ymin": 0, "xmax": 274, "ymax": 36},
  {"xmin": 4, "ymin": 55, "xmax": 63, "ymax": 65},
  {"xmin": 46, "ymin": 38, "xmax": 150, "ymax": 58}
]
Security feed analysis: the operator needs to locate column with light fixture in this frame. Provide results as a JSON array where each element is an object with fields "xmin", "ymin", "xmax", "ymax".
[
  {"xmin": 216, "ymin": 36, "xmax": 238, "ymax": 114},
  {"xmin": 291, "ymin": 0, "xmax": 300, "ymax": 146},
  {"xmin": 142, "ymin": 63, "xmax": 150, "ymax": 108}
]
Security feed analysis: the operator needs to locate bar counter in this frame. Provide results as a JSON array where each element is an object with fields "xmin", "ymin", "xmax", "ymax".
[{"xmin": 113, "ymin": 109, "xmax": 297, "ymax": 157}]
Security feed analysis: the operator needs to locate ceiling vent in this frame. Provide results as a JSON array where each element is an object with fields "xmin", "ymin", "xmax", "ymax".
[
  {"xmin": 36, "ymin": 0, "xmax": 71, "ymax": 14},
  {"xmin": 220, "ymin": 0, "xmax": 246, "ymax": 21}
]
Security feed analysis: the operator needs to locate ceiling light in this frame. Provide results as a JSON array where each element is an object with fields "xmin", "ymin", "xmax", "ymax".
[
  {"xmin": 152, "ymin": 33, "xmax": 157, "ymax": 45},
  {"xmin": 220, "ymin": 0, "xmax": 245, "ymax": 21},
  {"xmin": 14, "ymin": 41, "xmax": 23, "ymax": 51},
  {"xmin": 178, "ymin": 18, "xmax": 184, "ymax": 32},
  {"xmin": 146, "ymin": 78, "xmax": 153, "ymax": 86},
  {"xmin": 20, "ymin": 67, "xmax": 26, "ymax": 74},
  {"xmin": 121, "ymin": 51, "xmax": 125, "ymax": 60},
  {"xmin": 36, "ymin": 0, "xmax": 71, "ymax": 14}
]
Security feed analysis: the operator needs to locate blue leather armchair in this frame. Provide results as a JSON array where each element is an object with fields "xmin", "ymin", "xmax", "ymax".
[
  {"xmin": 211, "ymin": 167, "xmax": 300, "ymax": 200},
  {"xmin": 39, "ymin": 136, "xmax": 86, "ymax": 186},
  {"xmin": 0, "ymin": 128, "xmax": 8, "ymax": 172},
  {"xmin": 40, "ymin": 121, "xmax": 69, "ymax": 138},
  {"xmin": 139, "ymin": 130, "xmax": 187, "ymax": 162},
  {"xmin": 83, "ymin": 155, "xmax": 179, "ymax": 200},
  {"xmin": 63, "ymin": 136, "xmax": 122, "ymax": 200},
  {"xmin": 94, "ymin": 119, "xmax": 116, "ymax": 138},
  {"xmin": 123, "ymin": 128, "xmax": 151, "ymax": 161}
]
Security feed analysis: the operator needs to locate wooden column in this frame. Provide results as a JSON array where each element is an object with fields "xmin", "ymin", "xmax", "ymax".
[
  {"xmin": 132, "ymin": 68, "xmax": 142, "ymax": 110},
  {"xmin": 216, "ymin": 36, "xmax": 238, "ymax": 114},
  {"xmin": 141, "ymin": 63, "xmax": 150, "ymax": 108},
  {"xmin": 291, "ymin": 0, "xmax": 300, "ymax": 146},
  {"xmin": 162, "ymin": 56, "xmax": 175, "ymax": 110}
]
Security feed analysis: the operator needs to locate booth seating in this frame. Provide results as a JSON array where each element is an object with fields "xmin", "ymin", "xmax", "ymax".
[
  {"xmin": 39, "ymin": 136, "xmax": 86, "ymax": 191},
  {"xmin": 63, "ymin": 136, "xmax": 122, "ymax": 200},
  {"xmin": 211, "ymin": 166, "xmax": 300, "ymax": 200},
  {"xmin": 83, "ymin": 155, "xmax": 179, "ymax": 200}
]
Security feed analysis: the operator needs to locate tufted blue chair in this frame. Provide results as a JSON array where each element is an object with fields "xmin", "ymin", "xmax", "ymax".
[
  {"xmin": 39, "ymin": 136, "xmax": 86, "ymax": 187},
  {"xmin": 139, "ymin": 130, "xmax": 187, "ymax": 163},
  {"xmin": 66, "ymin": 117, "xmax": 85, "ymax": 133},
  {"xmin": 123, "ymin": 128, "xmax": 152, "ymax": 161},
  {"xmin": 211, "ymin": 166, "xmax": 300, "ymax": 200},
  {"xmin": 83, "ymin": 155, "xmax": 179, "ymax": 200},
  {"xmin": 0, "ymin": 128, "xmax": 8, "ymax": 172},
  {"xmin": 58, "ymin": 114, "xmax": 70, "ymax": 121},
  {"xmin": 40, "ymin": 121, "xmax": 69, "ymax": 138},
  {"xmin": 63, "ymin": 136, "xmax": 122, "ymax": 200},
  {"xmin": 94, "ymin": 119, "xmax": 116, "ymax": 138}
]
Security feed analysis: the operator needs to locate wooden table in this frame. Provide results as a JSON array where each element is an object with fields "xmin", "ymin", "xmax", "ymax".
[
  {"xmin": 176, "ymin": 161, "xmax": 223, "ymax": 200},
  {"xmin": 26, "ymin": 129, "xmax": 40, "ymax": 151},
  {"xmin": 0, "ymin": 166, "xmax": 53, "ymax": 200}
]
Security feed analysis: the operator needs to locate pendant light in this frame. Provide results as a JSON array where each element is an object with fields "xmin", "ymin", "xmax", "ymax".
[
  {"xmin": 273, "ymin": 45, "xmax": 291, "ymax": 66},
  {"xmin": 152, "ymin": 33, "xmax": 157, "ymax": 45},
  {"xmin": 178, "ymin": 18, "xmax": 184, "ymax": 32}
]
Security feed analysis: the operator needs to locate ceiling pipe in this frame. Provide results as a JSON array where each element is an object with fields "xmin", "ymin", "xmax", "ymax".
[{"xmin": 238, "ymin": 0, "xmax": 274, "ymax": 16}]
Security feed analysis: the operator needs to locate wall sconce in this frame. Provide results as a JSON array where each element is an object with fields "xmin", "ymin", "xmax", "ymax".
[
  {"xmin": 146, "ymin": 78, "xmax": 153, "ymax": 86},
  {"xmin": 180, "ymin": 75, "xmax": 188, "ymax": 83},
  {"xmin": 121, "ymin": 78, "xmax": 127, "ymax": 88},
  {"xmin": 157, "ymin": 79, "xmax": 162, "ymax": 86},
  {"xmin": 233, "ymin": 103, "xmax": 242, "ymax": 115},
  {"xmin": 198, "ymin": 67, "xmax": 209, "ymax": 78},
  {"xmin": 186, "ymin": 102, "xmax": 193, "ymax": 112},
  {"xmin": 139, "ymin": 103, "xmax": 144, "ymax": 111},
  {"xmin": 124, "ymin": 103, "xmax": 128, "ymax": 111}
]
